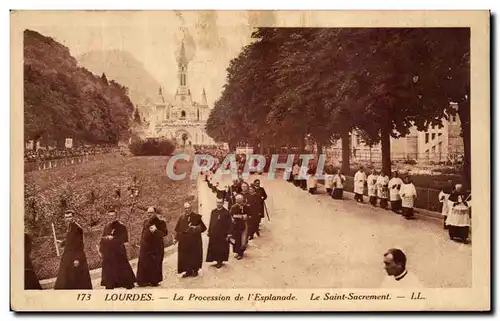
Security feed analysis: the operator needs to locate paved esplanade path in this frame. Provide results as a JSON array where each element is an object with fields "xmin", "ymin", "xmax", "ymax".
[{"xmin": 91, "ymin": 173, "xmax": 471, "ymax": 289}]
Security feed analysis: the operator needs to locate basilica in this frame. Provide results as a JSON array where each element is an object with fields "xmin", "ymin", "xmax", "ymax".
[{"xmin": 140, "ymin": 42, "xmax": 216, "ymax": 146}]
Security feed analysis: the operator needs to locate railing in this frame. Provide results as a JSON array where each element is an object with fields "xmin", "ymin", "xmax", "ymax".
[{"xmin": 24, "ymin": 152, "xmax": 121, "ymax": 173}]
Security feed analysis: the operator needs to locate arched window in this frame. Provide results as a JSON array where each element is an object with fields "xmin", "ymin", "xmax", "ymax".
[{"xmin": 181, "ymin": 110, "xmax": 186, "ymax": 118}]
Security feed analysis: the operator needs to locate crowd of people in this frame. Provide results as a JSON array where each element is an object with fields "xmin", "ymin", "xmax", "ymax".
[
  {"xmin": 24, "ymin": 145, "xmax": 118, "ymax": 163},
  {"xmin": 287, "ymin": 163, "xmax": 471, "ymax": 244},
  {"xmin": 24, "ymin": 147, "xmax": 471, "ymax": 290}
]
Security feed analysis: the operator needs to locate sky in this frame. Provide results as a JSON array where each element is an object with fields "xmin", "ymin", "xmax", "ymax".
[{"xmin": 25, "ymin": 11, "xmax": 276, "ymax": 107}]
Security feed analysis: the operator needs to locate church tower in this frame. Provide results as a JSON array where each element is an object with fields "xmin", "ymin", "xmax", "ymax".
[
  {"xmin": 177, "ymin": 42, "xmax": 190, "ymax": 98},
  {"xmin": 201, "ymin": 88, "xmax": 208, "ymax": 106}
]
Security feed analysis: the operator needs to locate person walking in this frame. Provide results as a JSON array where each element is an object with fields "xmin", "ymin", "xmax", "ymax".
[{"xmin": 174, "ymin": 202, "xmax": 207, "ymax": 277}]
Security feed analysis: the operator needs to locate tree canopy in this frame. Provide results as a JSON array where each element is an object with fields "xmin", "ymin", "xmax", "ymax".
[
  {"xmin": 206, "ymin": 27, "xmax": 470, "ymax": 185},
  {"xmin": 24, "ymin": 29, "xmax": 134, "ymax": 147}
]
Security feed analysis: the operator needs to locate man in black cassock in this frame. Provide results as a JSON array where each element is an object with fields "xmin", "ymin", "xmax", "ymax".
[
  {"xmin": 229, "ymin": 194, "xmax": 249, "ymax": 260},
  {"xmin": 206, "ymin": 198, "xmax": 232, "ymax": 268},
  {"xmin": 54, "ymin": 210, "xmax": 92, "ymax": 289},
  {"xmin": 136, "ymin": 206, "xmax": 168, "ymax": 287},
  {"xmin": 24, "ymin": 232, "xmax": 42, "ymax": 290},
  {"xmin": 99, "ymin": 209, "xmax": 136, "ymax": 289},
  {"xmin": 175, "ymin": 202, "xmax": 207, "ymax": 277},
  {"xmin": 253, "ymin": 179, "xmax": 268, "ymax": 234}
]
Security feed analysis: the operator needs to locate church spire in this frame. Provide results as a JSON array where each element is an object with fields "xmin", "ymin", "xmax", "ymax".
[
  {"xmin": 201, "ymin": 88, "xmax": 208, "ymax": 105},
  {"xmin": 178, "ymin": 41, "xmax": 188, "ymax": 66},
  {"xmin": 157, "ymin": 86, "xmax": 164, "ymax": 103}
]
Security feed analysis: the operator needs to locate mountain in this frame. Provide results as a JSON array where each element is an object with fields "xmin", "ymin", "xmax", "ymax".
[
  {"xmin": 76, "ymin": 50, "xmax": 168, "ymax": 108},
  {"xmin": 24, "ymin": 29, "xmax": 134, "ymax": 146}
]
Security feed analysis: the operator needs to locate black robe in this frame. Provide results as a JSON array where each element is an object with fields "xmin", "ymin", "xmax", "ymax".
[
  {"xmin": 136, "ymin": 216, "xmax": 168, "ymax": 285},
  {"xmin": 100, "ymin": 220, "xmax": 136, "ymax": 289},
  {"xmin": 54, "ymin": 222, "xmax": 92, "ymax": 289},
  {"xmin": 206, "ymin": 208, "xmax": 232, "ymax": 263},
  {"xmin": 175, "ymin": 212, "xmax": 207, "ymax": 273},
  {"xmin": 229, "ymin": 203, "xmax": 249, "ymax": 255},
  {"xmin": 215, "ymin": 188, "xmax": 226, "ymax": 200},
  {"xmin": 246, "ymin": 193, "xmax": 262, "ymax": 236},
  {"xmin": 24, "ymin": 233, "xmax": 42, "ymax": 290}
]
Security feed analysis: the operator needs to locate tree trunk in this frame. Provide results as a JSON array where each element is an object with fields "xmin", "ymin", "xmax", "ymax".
[
  {"xmin": 315, "ymin": 141, "xmax": 323, "ymax": 159},
  {"xmin": 381, "ymin": 123, "xmax": 391, "ymax": 176},
  {"xmin": 298, "ymin": 136, "xmax": 305, "ymax": 154},
  {"xmin": 341, "ymin": 130, "xmax": 350, "ymax": 173},
  {"xmin": 458, "ymin": 100, "xmax": 471, "ymax": 190}
]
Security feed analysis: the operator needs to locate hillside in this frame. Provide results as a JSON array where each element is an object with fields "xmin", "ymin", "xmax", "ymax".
[
  {"xmin": 76, "ymin": 50, "xmax": 170, "ymax": 108},
  {"xmin": 24, "ymin": 29, "xmax": 134, "ymax": 146}
]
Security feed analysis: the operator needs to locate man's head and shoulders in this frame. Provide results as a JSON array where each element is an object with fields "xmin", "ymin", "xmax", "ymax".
[
  {"xmin": 381, "ymin": 248, "xmax": 423, "ymax": 288},
  {"xmin": 104, "ymin": 209, "xmax": 126, "ymax": 229},
  {"xmin": 183, "ymin": 202, "xmax": 201, "ymax": 219},
  {"xmin": 230, "ymin": 194, "xmax": 245, "ymax": 213},
  {"xmin": 145, "ymin": 206, "xmax": 165, "ymax": 224},
  {"xmin": 212, "ymin": 198, "xmax": 229, "ymax": 215},
  {"xmin": 64, "ymin": 210, "xmax": 82, "ymax": 233}
]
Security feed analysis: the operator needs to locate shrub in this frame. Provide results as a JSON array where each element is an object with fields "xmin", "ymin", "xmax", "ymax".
[{"xmin": 129, "ymin": 138, "xmax": 175, "ymax": 156}]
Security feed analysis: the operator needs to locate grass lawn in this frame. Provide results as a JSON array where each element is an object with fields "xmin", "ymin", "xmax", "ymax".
[{"xmin": 25, "ymin": 153, "xmax": 197, "ymax": 280}]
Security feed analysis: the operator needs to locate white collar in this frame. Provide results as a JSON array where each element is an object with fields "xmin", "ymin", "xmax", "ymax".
[{"xmin": 394, "ymin": 270, "xmax": 408, "ymax": 281}]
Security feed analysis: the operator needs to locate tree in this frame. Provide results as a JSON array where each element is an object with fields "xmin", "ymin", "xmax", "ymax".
[
  {"xmin": 133, "ymin": 108, "xmax": 142, "ymax": 125},
  {"xmin": 24, "ymin": 30, "xmax": 134, "ymax": 147}
]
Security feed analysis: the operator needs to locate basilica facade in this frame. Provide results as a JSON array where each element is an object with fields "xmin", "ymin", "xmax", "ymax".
[{"xmin": 140, "ymin": 42, "xmax": 216, "ymax": 146}]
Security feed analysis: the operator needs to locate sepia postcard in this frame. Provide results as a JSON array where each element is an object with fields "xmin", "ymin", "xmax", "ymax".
[{"xmin": 11, "ymin": 10, "xmax": 490, "ymax": 312}]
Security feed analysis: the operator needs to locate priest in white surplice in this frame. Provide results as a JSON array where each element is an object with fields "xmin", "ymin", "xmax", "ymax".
[{"xmin": 353, "ymin": 166, "xmax": 366, "ymax": 203}]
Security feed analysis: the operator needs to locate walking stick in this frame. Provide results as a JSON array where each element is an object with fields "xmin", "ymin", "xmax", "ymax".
[{"xmin": 264, "ymin": 201, "xmax": 270, "ymax": 221}]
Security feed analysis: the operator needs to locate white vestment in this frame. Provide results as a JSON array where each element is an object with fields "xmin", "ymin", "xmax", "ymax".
[
  {"xmin": 389, "ymin": 177, "xmax": 403, "ymax": 201},
  {"xmin": 307, "ymin": 175, "xmax": 318, "ymax": 189},
  {"xmin": 380, "ymin": 270, "xmax": 424, "ymax": 288},
  {"xmin": 333, "ymin": 174, "xmax": 346, "ymax": 189},
  {"xmin": 399, "ymin": 183, "xmax": 417, "ymax": 208},
  {"xmin": 367, "ymin": 174, "xmax": 378, "ymax": 197},
  {"xmin": 438, "ymin": 191, "xmax": 451, "ymax": 216},
  {"xmin": 324, "ymin": 174, "xmax": 334, "ymax": 189},
  {"xmin": 377, "ymin": 175, "xmax": 390, "ymax": 199}
]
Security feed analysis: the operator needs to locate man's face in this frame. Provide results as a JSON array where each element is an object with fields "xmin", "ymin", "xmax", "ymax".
[
  {"xmin": 216, "ymin": 200, "xmax": 223, "ymax": 209},
  {"xmin": 64, "ymin": 213, "xmax": 74, "ymax": 227},
  {"xmin": 249, "ymin": 187, "xmax": 256, "ymax": 194},
  {"xmin": 184, "ymin": 205, "xmax": 191, "ymax": 214},
  {"xmin": 107, "ymin": 211, "xmax": 117, "ymax": 222},
  {"xmin": 242, "ymin": 184, "xmax": 249, "ymax": 193},
  {"xmin": 254, "ymin": 181, "xmax": 260, "ymax": 188},
  {"xmin": 383, "ymin": 254, "xmax": 401, "ymax": 276}
]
